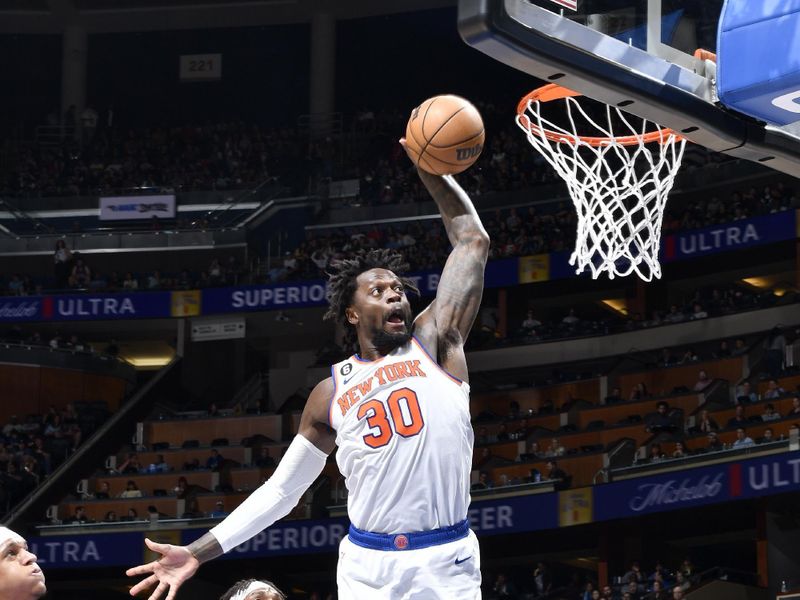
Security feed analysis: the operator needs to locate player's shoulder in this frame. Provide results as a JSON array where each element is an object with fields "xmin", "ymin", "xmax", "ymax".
[{"xmin": 309, "ymin": 375, "xmax": 335, "ymax": 404}]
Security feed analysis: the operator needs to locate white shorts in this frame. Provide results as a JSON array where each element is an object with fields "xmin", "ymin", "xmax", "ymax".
[{"xmin": 337, "ymin": 529, "xmax": 481, "ymax": 600}]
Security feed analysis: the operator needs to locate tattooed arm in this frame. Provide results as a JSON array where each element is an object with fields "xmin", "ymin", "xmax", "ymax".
[{"xmin": 412, "ymin": 168, "xmax": 489, "ymax": 382}]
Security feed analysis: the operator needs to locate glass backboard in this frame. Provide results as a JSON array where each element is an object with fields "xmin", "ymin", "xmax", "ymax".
[{"xmin": 458, "ymin": 0, "xmax": 800, "ymax": 177}]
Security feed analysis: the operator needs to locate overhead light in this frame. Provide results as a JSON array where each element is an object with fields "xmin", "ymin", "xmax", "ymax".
[
  {"xmin": 742, "ymin": 277, "xmax": 769, "ymax": 289},
  {"xmin": 601, "ymin": 299, "xmax": 628, "ymax": 316},
  {"xmin": 125, "ymin": 357, "xmax": 172, "ymax": 368}
]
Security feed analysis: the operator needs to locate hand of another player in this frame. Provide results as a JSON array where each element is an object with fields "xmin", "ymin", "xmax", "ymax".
[
  {"xmin": 398, "ymin": 137, "xmax": 412, "ymax": 161},
  {"xmin": 126, "ymin": 538, "xmax": 200, "ymax": 600}
]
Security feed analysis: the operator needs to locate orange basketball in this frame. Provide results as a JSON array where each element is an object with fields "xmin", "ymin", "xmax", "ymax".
[{"xmin": 405, "ymin": 95, "xmax": 485, "ymax": 175}]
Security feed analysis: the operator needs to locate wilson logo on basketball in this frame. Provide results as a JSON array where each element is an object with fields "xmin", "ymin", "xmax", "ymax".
[{"xmin": 456, "ymin": 144, "xmax": 482, "ymax": 161}]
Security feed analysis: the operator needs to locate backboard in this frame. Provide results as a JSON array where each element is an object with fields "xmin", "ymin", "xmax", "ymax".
[{"xmin": 458, "ymin": 0, "xmax": 800, "ymax": 178}]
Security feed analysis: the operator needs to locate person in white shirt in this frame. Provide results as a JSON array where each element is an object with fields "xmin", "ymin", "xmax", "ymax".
[
  {"xmin": 732, "ymin": 428, "xmax": 755, "ymax": 448},
  {"xmin": 127, "ymin": 148, "xmax": 489, "ymax": 600}
]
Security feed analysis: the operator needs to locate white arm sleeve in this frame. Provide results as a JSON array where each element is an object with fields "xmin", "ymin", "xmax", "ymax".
[{"xmin": 209, "ymin": 433, "xmax": 328, "ymax": 553}]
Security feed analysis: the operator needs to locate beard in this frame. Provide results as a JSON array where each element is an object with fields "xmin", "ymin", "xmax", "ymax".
[{"xmin": 370, "ymin": 314, "xmax": 413, "ymax": 352}]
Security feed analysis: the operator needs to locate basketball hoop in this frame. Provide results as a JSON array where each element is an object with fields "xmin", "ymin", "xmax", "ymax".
[{"xmin": 516, "ymin": 83, "xmax": 687, "ymax": 281}]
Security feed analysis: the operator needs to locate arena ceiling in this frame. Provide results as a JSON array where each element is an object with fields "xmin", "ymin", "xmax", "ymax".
[{"xmin": 0, "ymin": 0, "xmax": 455, "ymax": 33}]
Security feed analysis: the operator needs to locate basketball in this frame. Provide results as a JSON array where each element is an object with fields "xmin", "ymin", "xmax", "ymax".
[{"xmin": 405, "ymin": 95, "xmax": 485, "ymax": 175}]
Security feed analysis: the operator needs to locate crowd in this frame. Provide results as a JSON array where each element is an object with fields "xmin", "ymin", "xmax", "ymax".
[
  {"xmin": 2, "ymin": 121, "xmax": 304, "ymax": 198},
  {"xmin": 485, "ymin": 557, "xmax": 698, "ymax": 599},
  {"xmin": 273, "ymin": 182, "xmax": 796, "ymax": 286},
  {"xmin": 1, "ymin": 251, "xmax": 248, "ymax": 296},
  {"xmin": 0, "ymin": 403, "xmax": 107, "ymax": 518}
]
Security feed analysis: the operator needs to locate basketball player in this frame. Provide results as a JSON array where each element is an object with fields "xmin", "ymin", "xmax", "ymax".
[
  {"xmin": 127, "ymin": 147, "xmax": 489, "ymax": 599},
  {"xmin": 220, "ymin": 579, "xmax": 285, "ymax": 600},
  {"xmin": 0, "ymin": 526, "xmax": 47, "ymax": 600}
]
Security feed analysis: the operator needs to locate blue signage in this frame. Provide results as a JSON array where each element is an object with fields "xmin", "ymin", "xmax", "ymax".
[
  {"xmin": 662, "ymin": 211, "xmax": 797, "ymax": 262},
  {"xmin": 27, "ymin": 531, "xmax": 143, "ymax": 569},
  {"xmin": 42, "ymin": 292, "xmax": 172, "ymax": 321},
  {"xmin": 596, "ymin": 451, "xmax": 800, "ymax": 521},
  {"xmin": 203, "ymin": 281, "xmax": 329, "ymax": 314},
  {"xmin": 0, "ymin": 297, "xmax": 42, "ymax": 322}
]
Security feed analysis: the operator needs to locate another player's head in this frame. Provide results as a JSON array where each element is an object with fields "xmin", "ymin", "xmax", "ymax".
[
  {"xmin": 220, "ymin": 579, "xmax": 286, "ymax": 600},
  {"xmin": 325, "ymin": 249, "xmax": 419, "ymax": 353},
  {"xmin": 0, "ymin": 526, "xmax": 46, "ymax": 600}
]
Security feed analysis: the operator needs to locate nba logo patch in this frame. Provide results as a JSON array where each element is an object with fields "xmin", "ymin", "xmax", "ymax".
[{"xmin": 393, "ymin": 535, "xmax": 409, "ymax": 550}]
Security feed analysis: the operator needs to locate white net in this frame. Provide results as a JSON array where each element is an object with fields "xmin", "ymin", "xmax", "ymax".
[{"xmin": 516, "ymin": 93, "xmax": 687, "ymax": 281}]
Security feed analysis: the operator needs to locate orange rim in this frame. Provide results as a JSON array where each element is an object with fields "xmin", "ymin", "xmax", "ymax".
[{"xmin": 516, "ymin": 83, "xmax": 682, "ymax": 147}]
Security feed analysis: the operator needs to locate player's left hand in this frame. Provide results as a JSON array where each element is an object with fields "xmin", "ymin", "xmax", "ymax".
[{"xmin": 126, "ymin": 538, "xmax": 199, "ymax": 600}]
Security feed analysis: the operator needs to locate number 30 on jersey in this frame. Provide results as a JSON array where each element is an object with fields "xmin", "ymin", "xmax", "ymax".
[{"xmin": 356, "ymin": 387, "xmax": 424, "ymax": 448}]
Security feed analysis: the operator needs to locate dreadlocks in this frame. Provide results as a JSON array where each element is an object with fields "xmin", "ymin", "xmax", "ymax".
[{"xmin": 324, "ymin": 248, "xmax": 420, "ymax": 335}]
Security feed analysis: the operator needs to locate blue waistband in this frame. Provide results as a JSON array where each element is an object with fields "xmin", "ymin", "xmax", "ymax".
[{"xmin": 347, "ymin": 519, "xmax": 470, "ymax": 551}]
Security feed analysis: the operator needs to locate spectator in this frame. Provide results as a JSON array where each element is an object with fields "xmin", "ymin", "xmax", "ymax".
[
  {"xmin": 220, "ymin": 579, "xmax": 286, "ymax": 600},
  {"xmin": 758, "ymin": 428, "xmax": 774, "ymax": 444},
  {"xmin": 122, "ymin": 272, "xmax": 139, "ymax": 290},
  {"xmin": 492, "ymin": 573, "xmax": 518, "ymax": 600},
  {"xmin": 727, "ymin": 405, "xmax": 748, "ymax": 429},
  {"xmin": 255, "ymin": 447, "xmax": 277, "ymax": 468},
  {"xmin": 147, "ymin": 454, "xmax": 170, "ymax": 473},
  {"xmin": 658, "ymin": 347, "xmax": 677, "ymax": 367},
  {"xmin": 663, "ymin": 305, "xmax": 685, "ymax": 324},
  {"xmin": 629, "ymin": 383, "xmax": 649, "ymax": 402},
  {"xmin": 94, "ymin": 481, "xmax": 111, "ymax": 499},
  {"xmin": 119, "ymin": 480, "xmax": 143, "ymax": 498},
  {"xmin": 693, "ymin": 370, "xmax": 711, "ymax": 391},
  {"xmin": 623, "ymin": 561, "xmax": 646, "ymax": 588},
  {"xmin": 732, "ymin": 427, "xmax": 755, "ymax": 448},
  {"xmin": 173, "ymin": 476, "xmax": 189, "ymax": 498},
  {"xmin": 520, "ymin": 309, "xmax": 541, "ymax": 338},
  {"xmin": 117, "ymin": 452, "xmax": 141, "ymax": 474},
  {"xmin": 714, "ymin": 340, "xmax": 731, "ymax": 358},
  {"xmin": 103, "ymin": 510, "xmax": 118, "ymax": 522},
  {"xmin": 206, "ymin": 448, "xmax": 223, "ymax": 471},
  {"xmin": 765, "ymin": 327, "xmax": 787, "ymax": 377},
  {"xmin": 786, "ymin": 397, "xmax": 800, "ymax": 418},
  {"xmin": 68, "ymin": 257, "xmax": 91, "ymax": 288},
  {"xmin": 496, "ymin": 424, "xmax": 510, "ymax": 442},
  {"xmin": 181, "ymin": 498, "xmax": 203, "ymax": 519},
  {"xmin": 761, "ymin": 403, "xmax": 781, "ymax": 422},
  {"xmin": 209, "ymin": 500, "xmax": 229, "ymax": 518},
  {"xmin": 731, "ymin": 338, "xmax": 748, "ymax": 356},
  {"xmin": 545, "ymin": 437, "xmax": 565, "ymax": 457},
  {"xmin": 672, "ymin": 586, "xmax": 684, "ymax": 600},
  {"xmin": 689, "ymin": 303, "xmax": 707, "ymax": 319},
  {"xmin": 604, "ymin": 387, "xmax": 624, "ymax": 405},
  {"xmin": 126, "ymin": 508, "xmax": 139, "ymax": 521},
  {"xmin": 53, "ymin": 240, "xmax": 73, "ymax": 289},
  {"xmin": 65, "ymin": 505, "xmax": 90, "ymax": 524},
  {"xmin": 764, "ymin": 379, "xmax": 786, "ymax": 400},
  {"xmin": 471, "ymin": 472, "xmax": 492, "ymax": 491},
  {"xmin": 533, "ymin": 562, "xmax": 551, "ymax": 597},
  {"xmin": 562, "ymin": 308, "xmax": 579, "ymax": 325},
  {"xmin": 736, "ymin": 381, "xmax": 758, "ymax": 404},
  {"xmin": 545, "ymin": 459, "xmax": 570, "ymax": 489},
  {"xmin": 646, "ymin": 402, "xmax": 676, "ymax": 433},
  {"xmin": 648, "ymin": 443, "xmax": 666, "ymax": 462},
  {"xmin": 706, "ymin": 431, "xmax": 723, "ymax": 452},
  {"xmin": 695, "ymin": 409, "xmax": 719, "ymax": 433},
  {"xmin": 672, "ymin": 441, "xmax": 688, "ymax": 459}
]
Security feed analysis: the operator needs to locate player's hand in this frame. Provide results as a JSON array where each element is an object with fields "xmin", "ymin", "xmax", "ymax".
[
  {"xmin": 398, "ymin": 137, "xmax": 413, "ymax": 162},
  {"xmin": 126, "ymin": 538, "xmax": 200, "ymax": 600}
]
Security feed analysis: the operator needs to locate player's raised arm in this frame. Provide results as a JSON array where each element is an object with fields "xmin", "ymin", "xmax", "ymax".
[
  {"xmin": 126, "ymin": 380, "xmax": 336, "ymax": 600},
  {"xmin": 418, "ymin": 169, "xmax": 489, "ymax": 342}
]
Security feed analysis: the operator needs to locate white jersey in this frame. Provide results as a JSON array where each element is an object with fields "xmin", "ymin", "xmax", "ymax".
[{"xmin": 328, "ymin": 336, "xmax": 473, "ymax": 534}]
